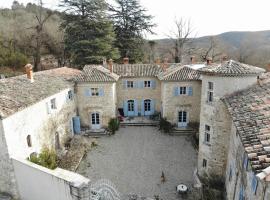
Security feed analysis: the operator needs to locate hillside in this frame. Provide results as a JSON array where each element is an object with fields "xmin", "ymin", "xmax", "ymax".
[{"xmin": 153, "ymin": 30, "xmax": 270, "ymax": 69}]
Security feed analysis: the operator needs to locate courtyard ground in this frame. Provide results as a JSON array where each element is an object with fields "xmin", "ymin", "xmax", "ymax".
[{"xmin": 77, "ymin": 126, "xmax": 198, "ymax": 200}]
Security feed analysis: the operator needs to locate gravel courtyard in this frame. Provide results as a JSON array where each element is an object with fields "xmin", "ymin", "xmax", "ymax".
[{"xmin": 77, "ymin": 126, "xmax": 197, "ymax": 200}]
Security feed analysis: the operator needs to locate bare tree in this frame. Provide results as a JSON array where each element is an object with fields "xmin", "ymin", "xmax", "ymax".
[
  {"xmin": 32, "ymin": 0, "xmax": 53, "ymax": 71},
  {"xmin": 166, "ymin": 18, "xmax": 195, "ymax": 63},
  {"xmin": 199, "ymin": 37, "xmax": 223, "ymax": 62}
]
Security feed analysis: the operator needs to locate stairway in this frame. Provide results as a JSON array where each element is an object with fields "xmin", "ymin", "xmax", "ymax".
[{"xmin": 171, "ymin": 127, "xmax": 196, "ymax": 136}]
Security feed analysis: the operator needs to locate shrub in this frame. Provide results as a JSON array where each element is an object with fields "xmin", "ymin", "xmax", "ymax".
[
  {"xmin": 159, "ymin": 118, "xmax": 173, "ymax": 133},
  {"xmin": 108, "ymin": 118, "xmax": 119, "ymax": 134},
  {"xmin": 29, "ymin": 148, "xmax": 57, "ymax": 170}
]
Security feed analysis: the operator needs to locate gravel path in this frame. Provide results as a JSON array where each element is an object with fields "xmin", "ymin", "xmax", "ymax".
[{"xmin": 77, "ymin": 126, "xmax": 197, "ymax": 200}]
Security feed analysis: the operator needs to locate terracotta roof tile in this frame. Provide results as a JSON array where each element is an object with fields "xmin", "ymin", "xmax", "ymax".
[
  {"xmin": 112, "ymin": 64, "xmax": 163, "ymax": 77},
  {"xmin": 0, "ymin": 67, "xmax": 80, "ymax": 119},
  {"xmin": 199, "ymin": 60, "xmax": 265, "ymax": 76},
  {"xmin": 224, "ymin": 82, "xmax": 270, "ymax": 173}
]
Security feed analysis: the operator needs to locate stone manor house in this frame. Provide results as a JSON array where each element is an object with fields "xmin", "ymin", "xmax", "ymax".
[{"xmin": 0, "ymin": 58, "xmax": 270, "ymax": 199}]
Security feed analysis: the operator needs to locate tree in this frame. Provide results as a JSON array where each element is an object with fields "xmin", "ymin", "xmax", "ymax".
[
  {"xmin": 199, "ymin": 37, "xmax": 223, "ymax": 62},
  {"xmin": 167, "ymin": 18, "xmax": 194, "ymax": 63},
  {"xmin": 109, "ymin": 0, "xmax": 155, "ymax": 63},
  {"xmin": 148, "ymin": 40, "xmax": 156, "ymax": 63},
  {"xmin": 60, "ymin": 0, "xmax": 119, "ymax": 67}
]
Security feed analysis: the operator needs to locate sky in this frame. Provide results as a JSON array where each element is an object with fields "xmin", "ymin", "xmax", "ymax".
[{"xmin": 1, "ymin": 0, "xmax": 270, "ymax": 39}]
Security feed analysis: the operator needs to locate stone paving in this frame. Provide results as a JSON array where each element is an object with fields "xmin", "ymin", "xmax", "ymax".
[{"xmin": 77, "ymin": 126, "xmax": 197, "ymax": 200}]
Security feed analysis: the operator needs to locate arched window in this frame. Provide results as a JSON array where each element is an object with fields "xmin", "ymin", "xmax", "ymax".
[{"xmin": 27, "ymin": 135, "xmax": 32, "ymax": 147}]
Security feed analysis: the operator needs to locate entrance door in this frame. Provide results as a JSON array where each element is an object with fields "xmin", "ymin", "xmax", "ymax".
[
  {"xmin": 91, "ymin": 112, "xmax": 101, "ymax": 129},
  {"xmin": 127, "ymin": 100, "xmax": 135, "ymax": 116},
  {"xmin": 178, "ymin": 111, "xmax": 188, "ymax": 128},
  {"xmin": 144, "ymin": 99, "xmax": 151, "ymax": 116}
]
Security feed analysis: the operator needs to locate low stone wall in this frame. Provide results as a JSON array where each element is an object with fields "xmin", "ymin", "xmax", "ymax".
[{"xmin": 12, "ymin": 157, "xmax": 91, "ymax": 200}]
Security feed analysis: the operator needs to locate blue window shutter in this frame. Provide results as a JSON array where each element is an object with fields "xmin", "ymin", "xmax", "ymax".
[
  {"xmin": 72, "ymin": 116, "xmax": 81, "ymax": 134},
  {"xmin": 151, "ymin": 99, "xmax": 155, "ymax": 115},
  {"xmin": 174, "ymin": 87, "xmax": 179, "ymax": 96},
  {"xmin": 141, "ymin": 100, "xmax": 145, "ymax": 116},
  {"xmin": 123, "ymin": 101, "xmax": 128, "ymax": 116},
  {"xmin": 239, "ymin": 185, "xmax": 244, "ymax": 200},
  {"xmin": 134, "ymin": 81, "xmax": 138, "ymax": 88},
  {"xmin": 134, "ymin": 100, "xmax": 138, "ymax": 116},
  {"xmin": 99, "ymin": 88, "xmax": 104, "ymax": 96},
  {"xmin": 84, "ymin": 89, "xmax": 92, "ymax": 97},
  {"xmin": 152, "ymin": 80, "xmax": 156, "ymax": 89},
  {"xmin": 123, "ymin": 80, "xmax": 127, "ymax": 89},
  {"xmin": 243, "ymin": 153, "xmax": 248, "ymax": 170},
  {"xmin": 251, "ymin": 174, "xmax": 258, "ymax": 194},
  {"xmin": 139, "ymin": 81, "xmax": 144, "ymax": 88},
  {"xmin": 188, "ymin": 86, "xmax": 193, "ymax": 96}
]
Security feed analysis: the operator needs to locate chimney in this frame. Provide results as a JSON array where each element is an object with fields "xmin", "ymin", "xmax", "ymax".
[
  {"xmin": 108, "ymin": 59, "xmax": 113, "ymax": 73},
  {"xmin": 162, "ymin": 58, "xmax": 169, "ymax": 70},
  {"xmin": 190, "ymin": 56, "xmax": 196, "ymax": 64},
  {"xmin": 221, "ymin": 55, "xmax": 228, "ymax": 62},
  {"xmin": 123, "ymin": 57, "xmax": 129, "ymax": 64},
  {"xmin": 25, "ymin": 64, "xmax": 34, "ymax": 83},
  {"xmin": 206, "ymin": 57, "xmax": 212, "ymax": 65}
]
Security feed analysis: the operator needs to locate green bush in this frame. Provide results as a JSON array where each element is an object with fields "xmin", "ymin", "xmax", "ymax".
[
  {"xmin": 29, "ymin": 148, "xmax": 57, "ymax": 170},
  {"xmin": 108, "ymin": 118, "xmax": 119, "ymax": 134},
  {"xmin": 159, "ymin": 118, "xmax": 173, "ymax": 133}
]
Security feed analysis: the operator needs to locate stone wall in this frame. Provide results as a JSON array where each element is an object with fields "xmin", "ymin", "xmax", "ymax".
[
  {"xmin": 161, "ymin": 80, "xmax": 201, "ymax": 125},
  {"xmin": 198, "ymin": 75, "xmax": 258, "ymax": 178},
  {"xmin": 0, "ymin": 121, "xmax": 19, "ymax": 198},
  {"xmin": 2, "ymin": 88, "xmax": 76, "ymax": 159},
  {"xmin": 225, "ymin": 124, "xmax": 270, "ymax": 200},
  {"xmin": 116, "ymin": 77, "xmax": 161, "ymax": 113},
  {"xmin": 76, "ymin": 82, "xmax": 117, "ymax": 128}
]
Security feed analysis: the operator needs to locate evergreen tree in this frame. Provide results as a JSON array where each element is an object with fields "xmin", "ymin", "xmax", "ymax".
[
  {"xmin": 60, "ymin": 0, "xmax": 119, "ymax": 67},
  {"xmin": 110, "ymin": 0, "xmax": 155, "ymax": 63}
]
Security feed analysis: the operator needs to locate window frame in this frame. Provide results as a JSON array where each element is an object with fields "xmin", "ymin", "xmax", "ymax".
[
  {"xmin": 127, "ymin": 81, "xmax": 134, "ymax": 88},
  {"xmin": 50, "ymin": 98, "xmax": 57, "ymax": 110},
  {"xmin": 179, "ymin": 86, "xmax": 187, "ymax": 95},
  {"xmin": 26, "ymin": 135, "xmax": 32, "ymax": 147},
  {"xmin": 127, "ymin": 100, "xmax": 135, "ymax": 112},
  {"xmin": 202, "ymin": 159, "xmax": 207, "ymax": 168},
  {"xmin": 207, "ymin": 82, "xmax": 214, "ymax": 103},
  {"xmin": 91, "ymin": 88, "xmax": 99, "ymax": 96},
  {"xmin": 204, "ymin": 125, "xmax": 211, "ymax": 144},
  {"xmin": 144, "ymin": 81, "xmax": 151, "ymax": 88},
  {"xmin": 68, "ymin": 90, "xmax": 73, "ymax": 100},
  {"xmin": 144, "ymin": 99, "xmax": 151, "ymax": 111}
]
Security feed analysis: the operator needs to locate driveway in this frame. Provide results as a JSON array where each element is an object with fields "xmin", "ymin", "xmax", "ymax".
[{"xmin": 77, "ymin": 126, "xmax": 197, "ymax": 200}]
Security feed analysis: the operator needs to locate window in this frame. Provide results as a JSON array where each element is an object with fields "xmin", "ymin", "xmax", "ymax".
[
  {"xmin": 92, "ymin": 113, "xmax": 100, "ymax": 125},
  {"xmin": 207, "ymin": 82, "xmax": 214, "ymax": 103},
  {"xmin": 179, "ymin": 87, "xmax": 187, "ymax": 95},
  {"xmin": 204, "ymin": 125, "xmax": 211, "ymax": 144},
  {"xmin": 91, "ymin": 88, "xmax": 99, "ymax": 96},
  {"xmin": 68, "ymin": 90, "xmax": 73, "ymax": 100},
  {"xmin": 144, "ymin": 99, "xmax": 151, "ymax": 111},
  {"xmin": 229, "ymin": 165, "xmax": 233, "ymax": 181},
  {"xmin": 127, "ymin": 81, "xmax": 134, "ymax": 88},
  {"xmin": 144, "ymin": 81, "xmax": 151, "ymax": 88},
  {"xmin": 27, "ymin": 135, "xmax": 32, "ymax": 147},
  {"xmin": 178, "ymin": 111, "xmax": 187, "ymax": 123},
  {"xmin": 127, "ymin": 100, "xmax": 134, "ymax": 111},
  {"xmin": 50, "ymin": 98, "xmax": 57, "ymax": 109},
  {"xmin": 202, "ymin": 159, "xmax": 207, "ymax": 168}
]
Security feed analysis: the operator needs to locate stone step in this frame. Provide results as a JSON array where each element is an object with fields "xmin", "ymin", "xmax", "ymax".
[{"xmin": 120, "ymin": 122, "xmax": 158, "ymax": 127}]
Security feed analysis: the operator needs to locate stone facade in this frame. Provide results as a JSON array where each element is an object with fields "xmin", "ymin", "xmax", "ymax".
[
  {"xmin": 161, "ymin": 80, "xmax": 201, "ymax": 126},
  {"xmin": 225, "ymin": 124, "xmax": 270, "ymax": 200},
  {"xmin": 2, "ymin": 88, "xmax": 76, "ymax": 159},
  {"xmin": 0, "ymin": 121, "xmax": 19, "ymax": 198},
  {"xmin": 77, "ymin": 82, "xmax": 117, "ymax": 128},
  {"xmin": 116, "ymin": 77, "xmax": 161, "ymax": 116},
  {"xmin": 198, "ymin": 75, "xmax": 258, "ymax": 177}
]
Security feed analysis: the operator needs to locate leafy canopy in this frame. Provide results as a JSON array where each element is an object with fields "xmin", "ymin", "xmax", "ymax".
[
  {"xmin": 109, "ymin": 0, "xmax": 155, "ymax": 63},
  {"xmin": 60, "ymin": 0, "xmax": 119, "ymax": 67}
]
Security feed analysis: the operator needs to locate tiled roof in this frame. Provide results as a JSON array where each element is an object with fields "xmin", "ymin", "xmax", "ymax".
[
  {"xmin": 112, "ymin": 64, "xmax": 163, "ymax": 77},
  {"xmin": 0, "ymin": 67, "xmax": 81, "ymax": 119},
  {"xmin": 224, "ymin": 82, "xmax": 270, "ymax": 173},
  {"xmin": 159, "ymin": 65, "xmax": 201, "ymax": 81},
  {"xmin": 75, "ymin": 65, "xmax": 119, "ymax": 82},
  {"xmin": 199, "ymin": 60, "xmax": 265, "ymax": 76}
]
